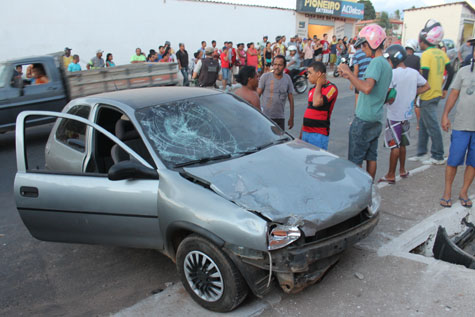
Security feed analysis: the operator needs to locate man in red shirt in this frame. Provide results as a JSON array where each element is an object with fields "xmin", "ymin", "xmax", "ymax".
[
  {"xmin": 321, "ymin": 34, "xmax": 330, "ymax": 65},
  {"xmin": 220, "ymin": 46, "xmax": 231, "ymax": 91},
  {"xmin": 300, "ymin": 61, "xmax": 338, "ymax": 150}
]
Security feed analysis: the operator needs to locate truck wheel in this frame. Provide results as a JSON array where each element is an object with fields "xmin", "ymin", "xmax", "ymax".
[{"xmin": 176, "ymin": 234, "xmax": 248, "ymax": 312}]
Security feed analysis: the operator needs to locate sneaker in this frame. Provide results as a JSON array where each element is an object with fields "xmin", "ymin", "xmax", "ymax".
[
  {"xmin": 408, "ymin": 154, "xmax": 429, "ymax": 162},
  {"xmin": 422, "ymin": 157, "xmax": 446, "ymax": 165}
]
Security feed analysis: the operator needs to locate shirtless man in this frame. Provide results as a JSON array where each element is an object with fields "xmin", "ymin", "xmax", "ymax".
[{"xmin": 234, "ymin": 66, "xmax": 260, "ymax": 111}]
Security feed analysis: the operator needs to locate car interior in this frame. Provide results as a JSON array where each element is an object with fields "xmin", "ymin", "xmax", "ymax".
[{"xmin": 85, "ymin": 106, "xmax": 155, "ymax": 174}]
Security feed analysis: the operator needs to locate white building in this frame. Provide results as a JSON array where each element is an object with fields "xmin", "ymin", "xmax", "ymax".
[
  {"xmin": 402, "ymin": 1, "xmax": 475, "ymax": 48},
  {"xmin": 0, "ymin": 0, "xmax": 366, "ymax": 67},
  {"xmin": 0, "ymin": 0, "xmax": 296, "ymax": 67}
]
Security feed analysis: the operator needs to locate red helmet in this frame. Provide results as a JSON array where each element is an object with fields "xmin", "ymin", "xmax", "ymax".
[{"xmin": 354, "ymin": 24, "xmax": 386, "ymax": 50}]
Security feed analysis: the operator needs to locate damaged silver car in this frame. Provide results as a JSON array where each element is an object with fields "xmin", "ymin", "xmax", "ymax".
[{"xmin": 14, "ymin": 87, "xmax": 380, "ymax": 312}]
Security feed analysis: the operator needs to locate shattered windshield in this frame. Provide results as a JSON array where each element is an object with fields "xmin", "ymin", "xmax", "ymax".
[{"xmin": 136, "ymin": 93, "xmax": 287, "ymax": 167}]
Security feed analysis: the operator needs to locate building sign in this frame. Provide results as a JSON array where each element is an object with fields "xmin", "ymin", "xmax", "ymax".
[{"xmin": 296, "ymin": 0, "xmax": 364, "ymax": 20}]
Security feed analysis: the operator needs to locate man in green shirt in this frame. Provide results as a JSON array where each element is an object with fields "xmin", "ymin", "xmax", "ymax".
[
  {"xmin": 131, "ymin": 48, "xmax": 146, "ymax": 63},
  {"xmin": 338, "ymin": 24, "xmax": 392, "ymax": 180}
]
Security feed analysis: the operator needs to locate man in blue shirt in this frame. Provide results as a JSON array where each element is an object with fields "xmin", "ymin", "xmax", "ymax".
[{"xmin": 338, "ymin": 24, "xmax": 392, "ymax": 180}]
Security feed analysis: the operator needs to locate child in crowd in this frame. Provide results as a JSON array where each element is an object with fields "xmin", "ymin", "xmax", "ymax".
[
  {"xmin": 379, "ymin": 45, "xmax": 430, "ymax": 184},
  {"xmin": 67, "ymin": 55, "xmax": 81, "ymax": 72},
  {"xmin": 300, "ymin": 61, "xmax": 338, "ymax": 150}
]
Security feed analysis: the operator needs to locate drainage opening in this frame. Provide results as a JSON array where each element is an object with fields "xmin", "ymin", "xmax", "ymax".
[{"xmin": 410, "ymin": 214, "xmax": 475, "ymax": 270}]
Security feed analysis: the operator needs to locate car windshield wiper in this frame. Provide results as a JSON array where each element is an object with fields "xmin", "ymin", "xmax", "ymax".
[
  {"xmin": 256, "ymin": 137, "xmax": 291, "ymax": 151},
  {"xmin": 174, "ymin": 153, "xmax": 233, "ymax": 168},
  {"xmin": 235, "ymin": 137, "xmax": 291, "ymax": 158}
]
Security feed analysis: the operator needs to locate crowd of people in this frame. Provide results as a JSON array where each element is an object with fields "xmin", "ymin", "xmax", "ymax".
[{"xmin": 59, "ymin": 21, "xmax": 474, "ymax": 208}]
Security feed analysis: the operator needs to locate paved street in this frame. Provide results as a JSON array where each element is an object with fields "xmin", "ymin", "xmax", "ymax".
[{"xmin": 0, "ymin": 76, "xmax": 470, "ymax": 316}]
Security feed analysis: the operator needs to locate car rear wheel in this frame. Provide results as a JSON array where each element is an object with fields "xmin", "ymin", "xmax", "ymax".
[{"xmin": 176, "ymin": 234, "xmax": 248, "ymax": 312}]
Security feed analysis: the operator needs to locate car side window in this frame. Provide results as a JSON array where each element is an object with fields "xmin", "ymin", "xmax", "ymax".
[{"xmin": 55, "ymin": 105, "xmax": 90, "ymax": 152}]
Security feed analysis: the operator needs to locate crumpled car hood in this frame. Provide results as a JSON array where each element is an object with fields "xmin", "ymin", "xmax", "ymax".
[{"xmin": 183, "ymin": 139, "xmax": 372, "ymax": 232}]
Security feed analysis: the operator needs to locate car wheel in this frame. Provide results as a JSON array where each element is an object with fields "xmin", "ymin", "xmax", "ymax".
[{"xmin": 176, "ymin": 234, "xmax": 248, "ymax": 312}]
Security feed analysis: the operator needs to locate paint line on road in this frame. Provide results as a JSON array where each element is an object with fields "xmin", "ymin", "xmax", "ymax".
[{"xmin": 377, "ymin": 164, "xmax": 431, "ymax": 189}]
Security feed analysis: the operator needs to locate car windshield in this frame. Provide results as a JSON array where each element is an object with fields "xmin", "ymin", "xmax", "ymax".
[{"xmin": 136, "ymin": 93, "xmax": 288, "ymax": 167}]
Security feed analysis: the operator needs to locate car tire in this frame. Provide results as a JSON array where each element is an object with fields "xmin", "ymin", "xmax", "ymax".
[{"xmin": 176, "ymin": 234, "xmax": 248, "ymax": 312}]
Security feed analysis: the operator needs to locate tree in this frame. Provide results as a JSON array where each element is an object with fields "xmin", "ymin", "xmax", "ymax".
[
  {"xmin": 394, "ymin": 9, "xmax": 401, "ymax": 20},
  {"xmin": 377, "ymin": 11, "xmax": 392, "ymax": 35},
  {"xmin": 358, "ymin": 0, "xmax": 376, "ymax": 20}
]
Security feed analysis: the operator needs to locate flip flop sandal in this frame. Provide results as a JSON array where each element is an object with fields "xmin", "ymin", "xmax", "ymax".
[
  {"xmin": 400, "ymin": 171, "xmax": 410, "ymax": 178},
  {"xmin": 378, "ymin": 176, "xmax": 395, "ymax": 184},
  {"xmin": 440, "ymin": 198, "xmax": 452, "ymax": 208},
  {"xmin": 459, "ymin": 197, "xmax": 473, "ymax": 208}
]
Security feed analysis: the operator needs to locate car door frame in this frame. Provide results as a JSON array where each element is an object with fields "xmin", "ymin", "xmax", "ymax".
[{"xmin": 15, "ymin": 110, "xmax": 163, "ymax": 250}]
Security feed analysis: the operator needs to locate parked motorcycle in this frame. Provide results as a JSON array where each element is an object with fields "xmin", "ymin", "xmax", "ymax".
[
  {"xmin": 333, "ymin": 55, "xmax": 354, "ymax": 78},
  {"xmin": 284, "ymin": 67, "xmax": 308, "ymax": 94}
]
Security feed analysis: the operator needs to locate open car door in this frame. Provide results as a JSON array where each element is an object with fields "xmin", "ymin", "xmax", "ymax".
[{"xmin": 14, "ymin": 111, "xmax": 163, "ymax": 250}]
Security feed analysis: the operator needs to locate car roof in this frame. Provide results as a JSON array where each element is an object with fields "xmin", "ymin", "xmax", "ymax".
[{"xmin": 87, "ymin": 87, "xmax": 222, "ymax": 110}]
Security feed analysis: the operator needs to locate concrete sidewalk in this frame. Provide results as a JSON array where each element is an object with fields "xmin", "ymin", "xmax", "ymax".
[{"xmin": 112, "ymin": 163, "xmax": 474, "ymax": 316}]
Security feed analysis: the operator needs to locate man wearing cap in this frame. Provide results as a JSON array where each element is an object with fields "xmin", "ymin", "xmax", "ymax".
[
  {"xmin": 63, "ymin": 47, "xmax": 73, "ymax": 68},
  {"xmin": 87, "ymin": 50, "xmax": 105, "ymax": 70},
  {"xmin": 193, "ymin": 47, "xmax": 220, "ymax": 87}
]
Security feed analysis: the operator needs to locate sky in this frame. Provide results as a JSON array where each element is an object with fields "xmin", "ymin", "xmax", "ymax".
[{"xmin": 206, "ymin": 0, "xmax": 475, "ymax": 15}]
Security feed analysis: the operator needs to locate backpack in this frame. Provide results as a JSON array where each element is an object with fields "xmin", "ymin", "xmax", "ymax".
[{"xmin": 198, "ymin": 57, "xmax": 220, "ymax": 87}]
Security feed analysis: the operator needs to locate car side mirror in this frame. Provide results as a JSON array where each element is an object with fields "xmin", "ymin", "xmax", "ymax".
[{"xmin": 108, "ymin": 160, "xmax": 158, "ymax": 181}]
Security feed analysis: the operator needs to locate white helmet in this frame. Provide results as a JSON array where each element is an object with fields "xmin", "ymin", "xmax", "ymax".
[
  {"xmin": 288, "ymin": 45, "xmax": 297, "ymax": 51},
  {"xmin": 419, "ymin": 19, "xmax": 444, "ymax": 46},
  {"xmin": 405, "ymin": 39, "xmax": 419, "ymax": 52}
]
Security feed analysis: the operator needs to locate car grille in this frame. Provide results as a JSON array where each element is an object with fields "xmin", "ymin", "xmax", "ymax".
[{"xmin": 304, "ymin": 209, "xmax": 371, "ymax": 244}]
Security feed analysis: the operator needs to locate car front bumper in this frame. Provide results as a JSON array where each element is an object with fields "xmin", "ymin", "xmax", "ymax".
[{"xmin": 225, "ymin": 213, "xmax": 379, "ymax": 296}]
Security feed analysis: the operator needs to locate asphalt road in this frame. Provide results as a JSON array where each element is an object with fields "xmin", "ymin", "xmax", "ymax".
[{"xmin": 0, "ymin": 77, "xmax": 453, "ymax": 316}]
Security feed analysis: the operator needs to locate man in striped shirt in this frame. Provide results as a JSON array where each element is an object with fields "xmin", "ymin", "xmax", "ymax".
[
  {"xmin": 352, "ymin": 46, "xmax": 372, "ymax": 106},
  {"xmin": 300, "ymin": 62, "xmax": 338, "ymax": 150}
]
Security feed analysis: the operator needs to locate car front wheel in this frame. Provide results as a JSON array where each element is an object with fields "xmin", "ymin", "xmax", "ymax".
[{"xmin": 176, "ymin": 234, "xmax": 248, "ymax": 312}]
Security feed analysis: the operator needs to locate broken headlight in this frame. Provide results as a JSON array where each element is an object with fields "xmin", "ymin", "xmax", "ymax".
[
  {"xmin": 268, "ymin": 225, "xmax": 301, "ymax": 250},
  {"xmin": 367, "ymin": 184, "xmax": 381, "ymax": 216}
]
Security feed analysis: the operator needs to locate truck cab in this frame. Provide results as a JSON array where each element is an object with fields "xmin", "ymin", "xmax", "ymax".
[{"xmin": 0, "ymin": 54, "xmax": 67, "ymax": 133}]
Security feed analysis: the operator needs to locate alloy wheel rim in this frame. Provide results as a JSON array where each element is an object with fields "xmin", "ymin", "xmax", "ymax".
[{"xmin": 183, "ymin": 250, "xmax": 224, "ymax": 302}]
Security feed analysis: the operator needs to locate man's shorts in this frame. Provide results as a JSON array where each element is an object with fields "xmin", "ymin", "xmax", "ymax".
[
  {"xmin": 330, "ymin": 54, "xmax": 337, "ymax": 64},
  {"xmin": 322, "ymin": 54, "xmax": 329, "ymax": 64},
  {"xmin": 348, "ymin": 117, "xmax": 382, "ymax": 165},
  {"xmin": 384, "ymin": 120, "xmax": 410, "ymax": 149},
  {"xmin": 447, "ymin": 130, "xmax": 475, "ymax": 167},
  {"xmin": 222, "ymin": 67, "xmax": 231, "ymax": 81},
  {"xmin": 302, "ymin": 131, "xmax": 329, "ymax": 150}
]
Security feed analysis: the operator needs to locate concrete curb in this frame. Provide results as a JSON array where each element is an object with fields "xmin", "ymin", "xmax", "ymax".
[{"xmin": 112, "ymin": 283, "xmax": 282, "ymax": 317}]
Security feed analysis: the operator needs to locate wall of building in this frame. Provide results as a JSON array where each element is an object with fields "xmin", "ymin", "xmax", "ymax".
[
  {"xmin": 0, "ymin": 0, "xmax": 296, "ymax": 67},
  {"xmin": 296, "ymin": 13, "xmax": 356, "ymax": 40},
  {"xmin": 461, "ymin": 4, "xmax": 475, "ymax": 44},
  {"xmin": 402, "ymin": 4, "xmax": 463, "ymax": 47}
]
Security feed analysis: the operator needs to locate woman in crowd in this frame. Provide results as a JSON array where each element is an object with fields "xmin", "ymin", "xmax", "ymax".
[
  {"xmin": 106, "ymin": 53, "xmax": 115, "ymax": 67},
  {"xmin": 263, "ymin": 42, "xmax": 273, "ymax": 73},
  {"xmin": 147, "ymin": 49, "xmax": 158, "ymax": 62},
  {"xmin": 246, "ymin": 42, "xmax": 258, "ymax": 71},
  {"xmin": 159, "ymin": 47, "xmax": 172, "ymax": 62},
  {"xmin": 237, "ymin": 43, "xmax": 247, "ymax": 71}
]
